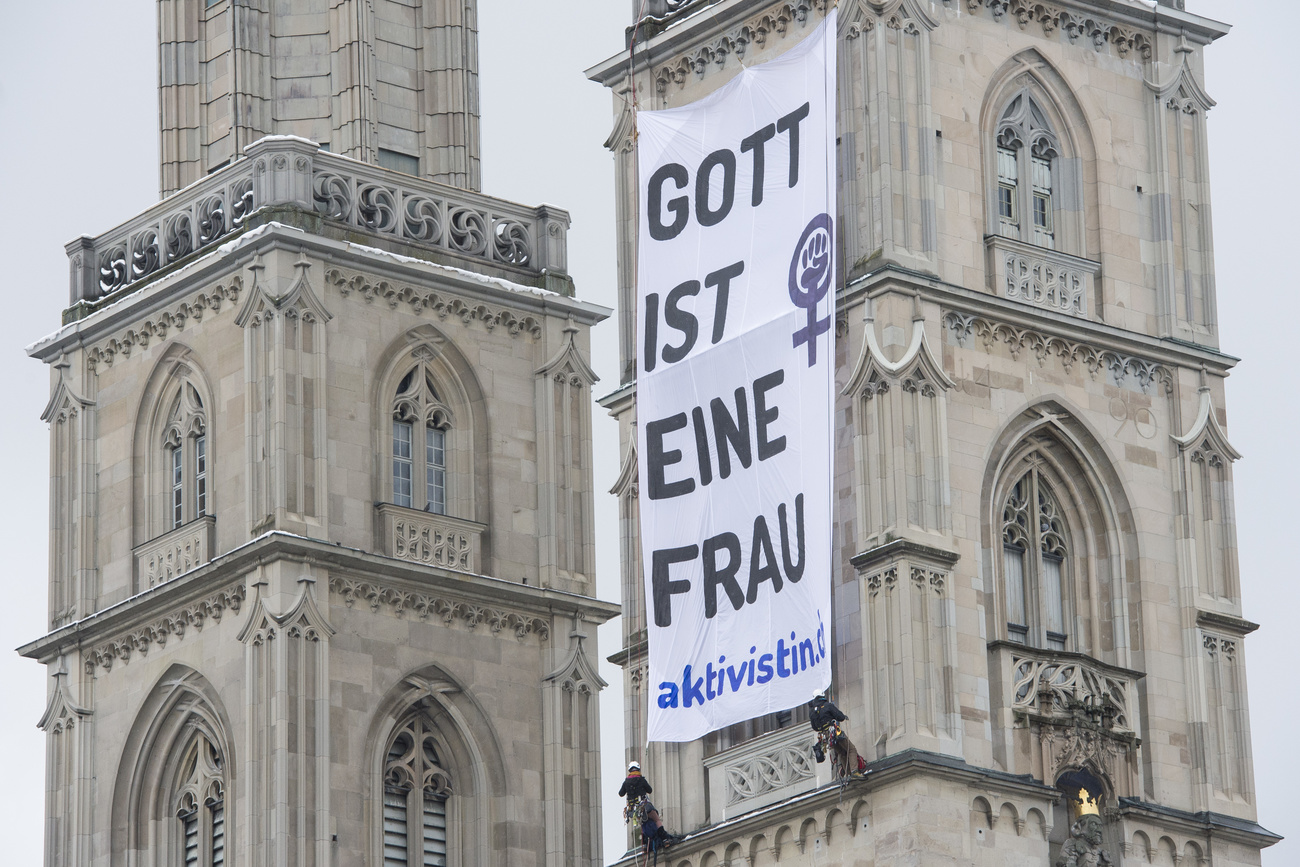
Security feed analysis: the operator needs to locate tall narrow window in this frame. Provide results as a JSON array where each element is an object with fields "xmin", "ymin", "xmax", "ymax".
[
  {"xmin": 172, "ymin": 734, "xmax": 226, "ymax": 867},
  {"xmin": 391, "ymin": 366, "xmax": 453, "ymax": 515},
  {"xmin": 1001, "ymin": 468, "xmax": 1071, "ymax": 649},
  {"xmin": 994, "ymin": 93, "xmax": 1060, "ymax": 250},
  {"xmin": 196, "ymin": 435, "xmax": 208, "ymax": 518},
  {"xmin": 394, "ymin": 421, "xmax": 414, "ymax": 509},
  {"xmin": 383, "ymin": 714, "xmax": 453, "ymax": 867},
  {"xmin": 172, "ymin": 445, "xmax": 185, "ymax": 529},
  {"xmin": 997, "ymin": 146, "xmax": 1018, "ymax": 231},
  {"xmin": 160, "ymin": 382, "xmax": 211, "ymax": 532}
]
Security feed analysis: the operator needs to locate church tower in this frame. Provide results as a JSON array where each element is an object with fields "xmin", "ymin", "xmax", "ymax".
[
  {"xmin": 23, "ymin": 3, "xmax": 614, "ymax": 866},
  {"xmin": 591, "ymin": 0, "xmax": 1278, "ymax": 864}
]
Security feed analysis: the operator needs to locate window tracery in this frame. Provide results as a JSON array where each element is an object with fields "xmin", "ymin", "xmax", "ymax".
[
  {"xmin": 172, "ymin": 733, "xmax": 226, "ymax": 867},
  {"xmin": 995, "ymin": 93, "xmax": 1060, "ymax": 248},
  {"xmin": 382, "ymin": 714, "xmax": 452, "ymax": 867},
  {"xmin": 1001, "ymin": 467, "xmax": 1070, "ymax": 650},
  {"xmin": 161, "ymin": 382, "xmax": 210, "ymax": 530},
  {"xmin": 390, "ymin": 359, "xmax": 454, "ymax": 515}
]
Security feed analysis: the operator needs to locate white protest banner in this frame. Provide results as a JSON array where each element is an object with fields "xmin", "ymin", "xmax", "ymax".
[{"xmin": 636, "ymin": 10, "xmax": 837, "ymax": 743}]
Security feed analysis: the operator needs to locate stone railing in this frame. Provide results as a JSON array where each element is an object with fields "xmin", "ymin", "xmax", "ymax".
[
  {"xmin": 991, "ymin": 643, "xmax": 1140, "ymax": 734},
  {"xmin": 704, "ymin": 724, "xmax": 820, "ymax": 821},
  {"xmin": 376, "ymin": 504, "xmax": 485, "ymax": 573},
  {"xmin": 134, "ymin": 515, "xmax": 216, "ymax": 589},
  {"xmin": 68, "ymin": 137, "xmax": 570, "ymax": 305},
  {"xmin": 985, "ymin": 236, "xmax": 1100, "ymax": 320}
]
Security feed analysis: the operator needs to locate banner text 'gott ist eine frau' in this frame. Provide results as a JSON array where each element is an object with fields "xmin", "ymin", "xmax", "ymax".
[{"xmin": 636, "ymin": 10, "xmax": 838, "ymax": 743}]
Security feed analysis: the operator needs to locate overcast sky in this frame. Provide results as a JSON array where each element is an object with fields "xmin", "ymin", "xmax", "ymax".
[{"xmin": 0, "ymin": 1, "xmax": 1293, "ymax": 863}]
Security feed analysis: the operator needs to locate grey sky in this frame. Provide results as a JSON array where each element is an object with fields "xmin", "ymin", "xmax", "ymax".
[{"xmin": 0, "ymin": 1, "xmax": 1292, "ymax": 863}]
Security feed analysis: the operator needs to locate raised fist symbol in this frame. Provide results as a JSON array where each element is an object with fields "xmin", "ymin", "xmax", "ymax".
[{"xmin": 800, "ymin": 229, "xmax": 830, "ymax": 295}]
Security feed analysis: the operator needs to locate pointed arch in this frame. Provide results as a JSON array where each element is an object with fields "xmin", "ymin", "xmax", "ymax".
[
  {"xmin": 131, "ymin": 343, "xmax": 218, "ymax": 563},
  {"xmin": 373, "ymin": 325, "xmax": 490, "ymax": 527},
  {"xmin": 110, "ymin": 665, "xmax": 235, "ymax": 867},
  {"xmin": 980, "ymin": 398, "xmax": 1138, "ymax": 664},
  {"xmin": 981, "ymin": 49, "xmax": 1099, "ymax": 259},
  {"xmin": 364, "ymin": 664, "xmax": 507, "ymax": 867}
]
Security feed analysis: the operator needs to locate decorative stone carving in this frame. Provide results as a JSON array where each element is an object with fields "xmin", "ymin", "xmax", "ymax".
[
  {"xmin": 323, "ymin": 267, "xmax": 543, "ymax": 339},
  {"xmin": 1056, "ymin": 814, "xmax": 1114, "ymax": 867},
  {"xmin": 703, "ymin": 725, "xmax": 820, "ymax": 818},
  {"xmin": 724, "ymin": 740, "xmax": 817, "ymax": 805},
  {"xmin": 133, "ymin": 515, "xmax": 216, "ymax": 588},
  {"xmin": 1011, "ymin": 654, "xmax": 1132, "ymax": 733},
  {"xmin": 328, "ymin": 576, "xmax": 549, "ymax": 642},
  {"xmin": 85, "ymin": 583, "xmax": 247, "ymax": 673},
  {"xmin": 986, "ymin": 237, "xmax": 1099, "ymax": 318},
  {"xmin": 653, "ymin": 1, "xmax": 844, "ymax": 94},
  {"xmin": 375, "ymin": 503, "xmax": 484, "ymax": 572},
  {"xmin": 942, "ymin": 311, "xmax": 1174, "ymax": 394},
  {"xmin": 952, "ymin": 0, "xmax": 1152, "ymax": 61},
  {"xmin": 85, "ymin": 278, "xmax": 242, "ymax": 373}
]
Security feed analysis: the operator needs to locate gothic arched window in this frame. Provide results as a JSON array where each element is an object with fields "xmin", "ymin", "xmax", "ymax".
[
  {"xmin": 1001, "ymin": 467, "xmax": 1070, "ymax": 650},
  {"xmin": 162, "ymin": 381, "xmax": 210, "ymax": 530},
  {"xmin": 391, "ymin": 364, "xmax": 453, "ymax": 515},
  {"xmin": 172, "ymin": 733, "xmax": 226, "ymax": 867},
  {"xmin": 382, "ymin": 714, "xmax": 453, "ymax": 867},
  {"xmin": 995, "ymin": 93, "xmax": 1061, "ymax": 249}
]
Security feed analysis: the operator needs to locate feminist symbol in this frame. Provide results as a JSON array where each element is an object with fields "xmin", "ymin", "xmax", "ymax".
[{"xmin": 789, "ymin": 213, "xmax": 833, "ymax": 367}]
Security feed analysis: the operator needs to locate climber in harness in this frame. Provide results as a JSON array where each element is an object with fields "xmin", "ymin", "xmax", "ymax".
[
  {"xmin": 809, "ymin": 692, "xmax": 867, "ymax": 780},
  {"xmin": 618, "ymin": 761, "xmax": 685, "ymax": 863}
]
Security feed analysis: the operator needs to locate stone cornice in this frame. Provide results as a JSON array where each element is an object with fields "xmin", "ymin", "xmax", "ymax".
[
  {"xmin": 29, "ymin": 222, "xmax": 610, "ymax": 365},
  {"xmin": 1115, "ymin": 798, "xmax": 1281, "ymax": 849},
  {"xmin": 84, "ymin": 277, "xmax": 243, "ymax": 373},
  {"xmin": 850, "ymin": 537, "xmax": 962, "ymax": 571},
  {"xmin": 1195, "ymin": 609, "xmax": 1260, "ymax": 637},
  {"xmin": 327, "ymin": 576, "xmax": 552, "ymax": 642},
  {"xmin": 951, "ymin": 0, "xmax": 1226, "ymax": 50},
  {"xmin": 324, "ymin": 266, "xmax": 544, "ymax": 340},
  {"xmin": 17, "ymin": 531, "xmax": 619, "ymax": 665},
  {"xmin": 845, "ymin": 264, "xmax": 1238, "ymax": 376},
  {"xmin": 83, "ymin": 584, "xmax": 248, "ymax": 674},
  {"xmin": 607, "ymin": 748, "xmax": 1060, "ymax": 867}
]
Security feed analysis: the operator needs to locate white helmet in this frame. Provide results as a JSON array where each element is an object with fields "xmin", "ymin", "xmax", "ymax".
[{"xmin": 628, "ymin": 761, "xmax": 641, "ymax": 772}]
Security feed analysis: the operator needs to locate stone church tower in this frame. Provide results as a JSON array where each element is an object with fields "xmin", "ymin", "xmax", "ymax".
[
  {"xmin": 591, "ymin": 0, "xmax": 1278, "ymax": 864},
  {"xmin": 22, "ymin": 2, "xmax": 614, "ymax": 866}
]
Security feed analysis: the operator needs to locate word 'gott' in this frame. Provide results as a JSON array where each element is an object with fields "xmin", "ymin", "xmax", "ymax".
[{"xmin": 646, "ymin": 103, "xmax": 810, "ymax": 242}]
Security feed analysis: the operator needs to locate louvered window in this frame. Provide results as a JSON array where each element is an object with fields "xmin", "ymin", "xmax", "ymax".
[
  {"xmin": 382, "ymin": 715, "xmax": 453, "ymax": 866},
  {"xmin": 172, "ymin": 734, "xmax": 227, "ymax": 867}
]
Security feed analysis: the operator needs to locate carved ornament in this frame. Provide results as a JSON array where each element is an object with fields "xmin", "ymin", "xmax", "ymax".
[
  {"xmin": 85, "ymin": 584, "xmax": 247, "ymax": 673},
  {"xmin": 942, "ymin": 311, "xmax": 1174, "ymax": 394},
  {"xmin": 951, "ymin": 0, "xmax": 1152, "ymax": 60},
  {"xmin": 323, "ymin": 267, "xmax": 542, "ymax": 339},
  {"xmin": 85, "ymin": 278, "xmax": 243, "ymax": 374},
  {"xmin": 328, "ymin": 576, "xmax": 550, "ymax": 642}
]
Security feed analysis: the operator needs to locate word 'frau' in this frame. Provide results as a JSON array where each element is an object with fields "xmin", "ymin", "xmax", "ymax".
[
  {"xmin": 651, "ymin": 493, "xmax": 805, "ymax": 628},
  {"xmin": 646, "ymin": 103, "xmax": 810, "ymax": 242}
]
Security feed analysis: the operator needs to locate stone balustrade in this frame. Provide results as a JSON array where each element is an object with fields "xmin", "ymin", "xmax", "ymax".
[
  {"xmin": 68, "ymin": 136, "xmax": 570, "ymax": 306},
  {"xmin": 134, "ymin": 515, "xmax": 216, "ymax": 589},
  {"xmin": 703, "ymin": 724, "xmax": 821, "ymax": 821},
  {"xmin": 985, "ymin": 236, "xmax": 1100, "ymax": 319},
  {"xmin": 376, "ymin": 504, "xmax": 485, "ymax": 574},
  {"xmin": 991, "ymin": 642, "xmax": 1140, "ymax": 734}
]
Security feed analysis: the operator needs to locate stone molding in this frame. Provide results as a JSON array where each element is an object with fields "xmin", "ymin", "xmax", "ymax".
[
  {"xmin": 133, "ymin": 515, "xmax": 217, "ymax": 589},
  {"xmin": 943, "ymin": 310, "xmax": 1175, "ymax": 393},
  {"xmin": 328, "ymin": 576, "xmax": 551, "ymax": 642},
  {"xmin": 704, "ymin": 724, "xmax": 819, "ymax": 814},
  {"xmin": 84, "ymin": 278, "xmax": 242, "ymax": 373},
  {"xmin": 324, "ymin": 266, "xmax": 543, "ymax": 339},
  {"xmin": 374, "ymin": 503, "xmax": 485, "ymax": 573},
  {"xmin": 84, "ymin": 583, "xmax": 247, "ymax": 673},
  {"xmin": 985, "ymin": 236, "xmax": 1099, "ymax": 320},
  {"xmin": 651, "ymin": 0, "xmax": 832, "ymax": 93},
  {"xmin": 950, "ymin": 0, "xmax": 1153, "ymax": 60}
]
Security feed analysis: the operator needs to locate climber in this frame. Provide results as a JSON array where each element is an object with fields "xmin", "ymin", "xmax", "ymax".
[
  {"xmin": 809, "ymin": 692, "xmax": 867, "ymax": 779},
  {"xmin": 618, "ymin": 761, "xmax": 685, "ymax": 857}
]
